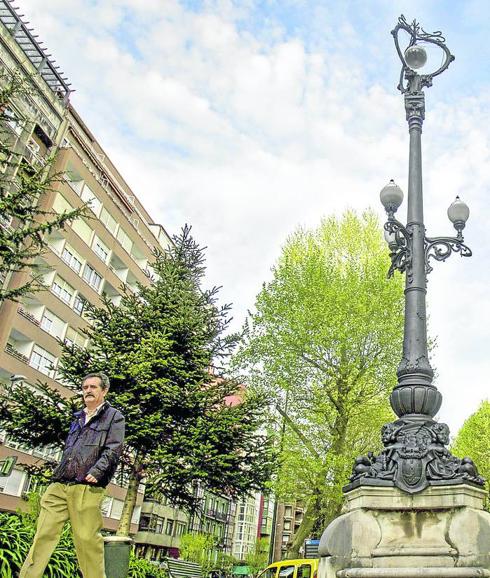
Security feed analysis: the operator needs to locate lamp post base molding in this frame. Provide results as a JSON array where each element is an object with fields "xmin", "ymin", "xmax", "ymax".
[{"xmin": 318, "ymin": 484, "xmax": 490, "ymax": 578}]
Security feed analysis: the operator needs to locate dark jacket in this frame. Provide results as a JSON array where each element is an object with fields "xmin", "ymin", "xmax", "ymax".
[{"xmin": 52, "ymin": 402, "xmax": 125, "ymax": 488}]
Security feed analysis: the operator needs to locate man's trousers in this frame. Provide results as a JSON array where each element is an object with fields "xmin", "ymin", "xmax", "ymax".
[{"xmin": 19, "ymin": 482, "xmax": 106, "ymax": 578}]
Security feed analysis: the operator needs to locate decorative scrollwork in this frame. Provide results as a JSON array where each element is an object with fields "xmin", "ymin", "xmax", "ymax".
[
  {"xmin": 391, "ymin": 14, "xmax": 454, "ymax": 95},
  {"xmin": 424, "ymin": 236, "xmax": 472, "ymax": 274},
  {"xmin": 384, "ymin": 219, "xmax": 412, "ymax": 280}
]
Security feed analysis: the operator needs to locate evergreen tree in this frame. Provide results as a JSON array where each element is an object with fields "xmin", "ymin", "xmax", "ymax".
[{"xmin": 0, "ymin": 226, "xmax": 276, "ymax": 536}]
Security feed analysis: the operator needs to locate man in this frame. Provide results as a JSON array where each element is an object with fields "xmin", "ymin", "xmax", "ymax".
[{"xmin": 20, "ymin": 372, "xmax": 125, "ymax": 578}]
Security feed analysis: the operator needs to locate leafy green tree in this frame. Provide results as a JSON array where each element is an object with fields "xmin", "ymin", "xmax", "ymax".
[
  {"xmin": 234, "ymin": 211, "xmax": 405, "ymax": 557},
  {"xmin": 180, "ymin": 532, "xmax": 217, "ymax": 573},
  {"xmin": 451, "ymin": 400, "xmax": 490, "ymax": 510},
  {"xmin": 0, "ymin": 227, "xmax": 276, "ymax": 536},
  {"xmin": 245, "ymin": 537, "xmax": 269, "ymax": 576},
  {"xmin": 0, "ymin": 69, "xmax": 85, "ymax": 302}
]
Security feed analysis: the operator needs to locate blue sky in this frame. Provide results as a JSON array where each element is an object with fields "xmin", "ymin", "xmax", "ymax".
[{"xmin": 19, "ymin": 0, "xmax": 490, "ymax": 435}]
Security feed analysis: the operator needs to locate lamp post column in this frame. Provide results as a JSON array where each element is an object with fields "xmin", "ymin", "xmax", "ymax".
[
  {"xmin": 345, "ymin": 15, "xmax": 483, "ymax": 495},
  {"xmin": 390, "ymin": 91, "xmax": 442, "ymax": 419}
]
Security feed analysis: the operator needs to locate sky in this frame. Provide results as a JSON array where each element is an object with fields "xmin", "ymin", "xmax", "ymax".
[{"xmin": 17, "ymin": 0, "xmax": 490, "ymax": 437}]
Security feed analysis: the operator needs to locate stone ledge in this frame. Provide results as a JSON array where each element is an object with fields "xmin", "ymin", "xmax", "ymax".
[
  {"xmin": 337, "ymin": 568, "xmax": 490, "ymax": 578},
  {"xmin": 344, "ymin": 483, "xmax": 486, "ymax": 511}
]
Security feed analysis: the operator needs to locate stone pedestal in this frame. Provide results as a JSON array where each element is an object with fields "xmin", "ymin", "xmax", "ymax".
[{"xmin": 318, "ymin": 484, "xmax": 490, "ymax": 578}]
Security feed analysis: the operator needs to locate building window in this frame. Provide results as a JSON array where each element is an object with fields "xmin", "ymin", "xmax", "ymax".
[
  {"xmin": 116, "ymin": 227, "xmax": 133, "ymax": 253},
  {"xmin": 51, "ymin": 276, "xmax": 74, "ymax": 304},
  {"xmin": 284, "ymin": 505, "xmax": 293, "ymax": 518},
  {"xmin": 154, "ymin": 516, "xmax": 164, "ymax": 534},
  {"xmin": 83, "ymin": 264, "xmax": 102, "ymax": 292},
  {"xmin": 29, "ymin": 345, "xmax": 56, "ymax": 377},
  {"xmin": 71, "ymin": 217, "xmax": 93, "ymax": 245},
  {"xmin": 64, "ymin": 327, "xmax": 85, "ymax": 348},
  {"xmin": 40, "ymin": 309, "xmax": 65, "ymax": 339},
  {"xmin": 0, "ymin": 468, "xmax": 26, "ymax": 497},
  {"xmin": 101, "ymin": 496, "xmax": 113, "ymax": 517},
  {"xmin": 80, "ymin": 184, "xmax": 101, "ymax": 216},
  {"xmin": 165, "ymin": 519, "xmax": 174, "ymax": 536},
  {"xmin": 93, "ymin": 237, "xmax": 110, "ymax": 263},
  {"xmin": 61, "ymin": 245, "xmax": 83, "ymax": 274},
  {"xmin": 0, "ymin": 213, "xmax": 12, "ymax": 229},
  {"xmin": 4, "ymin": 108, "xmax": 23, "ymax": 136},
  {"xmin": 100, "ymin": 208, "xmax": 118, "ymax": 236},
  {"xmin": 283, "ymin": 520, "xmax": 291, "ymax": 531},
  {"xmin": 40, "ymin": 310, "xmax": 53, "ymax": 333},
  {"xmin": 73, "ymin": 294, "xmax": 87, "ymax": 316},
  {"xmin": 176, "ymin": 523, "xmax": 186, "ymax": 536}
]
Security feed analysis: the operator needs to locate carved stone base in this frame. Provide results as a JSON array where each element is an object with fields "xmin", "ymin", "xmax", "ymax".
[{"xmin": 318, "ymin": 485, "xmax": 490, "ymax": 578}]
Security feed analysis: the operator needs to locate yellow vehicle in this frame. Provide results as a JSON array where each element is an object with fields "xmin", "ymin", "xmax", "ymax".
[{"xmin": 257, "ymin": 559, "xmax": 319, "ymax": 578}]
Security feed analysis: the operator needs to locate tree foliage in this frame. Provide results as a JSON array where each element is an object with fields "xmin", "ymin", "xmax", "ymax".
[
  {"xmin": 451, "ymin": 400, "xmax": 490, "ymax": 510},
  {"xmin": 0, "ymin": 69, "xmax": 86, "ymax": 302},
  {"xmin": 244, "ymin": 538, "xmax": 269, "ymax": 576},
  {"xmin": 180, "ymin": 532, "xmax": 217, "ymax": 573},
  {"xmin": 233, "ymin": 211, "xmax": 405, "ymax": 556},
  {"xmin": 0, "ymin": 226, "xmax": 277, "ymax": 535}
]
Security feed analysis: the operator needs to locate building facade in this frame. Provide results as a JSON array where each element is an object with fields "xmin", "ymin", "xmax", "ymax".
[
  {"xmin": 271, "ymin": 501, "xmax": 305, "ymax": 562},
  {"xmin": 0, "ymin": 0, "xmax": 171, "ymax": 534}
]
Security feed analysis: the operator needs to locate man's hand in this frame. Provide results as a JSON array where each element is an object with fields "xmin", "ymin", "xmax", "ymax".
[{"xmin": 85, "ymin": 474, "xmax": 98, "ymax": 484}]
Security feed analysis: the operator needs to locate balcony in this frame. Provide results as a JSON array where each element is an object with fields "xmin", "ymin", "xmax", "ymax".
[
  {"xmin": 206, "ymin": 509, "xmax": 229, "ymax": 522},
  {"xmin": 4, "ymin": 343, "xmax": 29, "ymax": 364},
  {"xmin": 17, "ymin": 307, "xmax": 40, "ymax": 327},
  {"xmin": 23, "ymin": 143, "xmax": 46, "ymax": 169}
]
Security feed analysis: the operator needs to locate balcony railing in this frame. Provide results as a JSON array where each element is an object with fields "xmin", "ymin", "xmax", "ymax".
[
  {"xmin": 206, "ymin": 509, "xmax": 229, "ymax": 522},
  {"xmin": 23, "ymin": 144, "xmax": 46, "ymax": 168},
  {"xmin": 17, "ymin": 307, "xmax": 40, "ymax": 326},
  {"xmin": 4, "ymin": 343, "xmax": 29, "ymax": 364}
]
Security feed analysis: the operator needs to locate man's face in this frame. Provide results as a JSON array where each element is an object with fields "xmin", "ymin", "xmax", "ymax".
[{"xmin": 82, "ymin": 377, "xmax": 107, "ymax": 408}]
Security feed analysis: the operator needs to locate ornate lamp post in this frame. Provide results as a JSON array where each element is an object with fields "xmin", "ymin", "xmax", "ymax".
[{"xmin": 347, "ymin": 15, "xmax": 484, "ymax": 494}]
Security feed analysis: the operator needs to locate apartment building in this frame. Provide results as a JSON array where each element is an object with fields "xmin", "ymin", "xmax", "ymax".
[
  {"xmin": 232, "ymin": 493, "xmax": 262, "ymax": 562},
  {"xmin": 0, "ymin": 0, "xmax": 171, "ymax": 533},
  {"xmin": 188, "ymin": 488, "xmax": 236, "ymax": 560},
  {"xmin": 271, "ymin": 501, "xmax": 304, "ymax": 561},
  {"xmin": 134, "ymin": 494, "xmax": 189, "ymax": 562}
]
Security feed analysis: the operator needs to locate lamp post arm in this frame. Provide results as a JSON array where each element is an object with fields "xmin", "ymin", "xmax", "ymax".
[
  {"xmin": 383, "ymin": 219, "xmax": 412, "ymax": 280},
  {"xmin": 424, "ymin": 235, "xmax": 472, "ymax": 274}
]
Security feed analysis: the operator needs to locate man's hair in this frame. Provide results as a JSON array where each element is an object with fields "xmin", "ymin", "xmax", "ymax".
[{"xmin": 82, "ymin": 372, "xmax": 110, "ymax": 391}]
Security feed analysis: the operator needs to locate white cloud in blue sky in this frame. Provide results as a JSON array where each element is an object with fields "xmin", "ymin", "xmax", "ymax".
[{"xmin": 19, "ymin": 0, "xmax": 490, "ymax": 435}]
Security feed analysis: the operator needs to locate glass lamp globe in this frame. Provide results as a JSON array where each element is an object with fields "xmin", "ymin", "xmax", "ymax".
[
  {"xmin": 447, "ymin": 196, "xmax": 470, "ymax": 224},
  {"xmin": 404, "ymin": 44, "xmax": 427, "ymax": 70},
  {"xmin": 380, "ymin": 179, "xmax": 404, "ymax": 214}
]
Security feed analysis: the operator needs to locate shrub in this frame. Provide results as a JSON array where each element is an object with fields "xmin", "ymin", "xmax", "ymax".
[
  {"xmin": 0, "ymin": 510, "xmax": 79, "ymax": 578},
  {"xmin": 129, "ymin": 553, "xmax": 168, "ymax": 578}
]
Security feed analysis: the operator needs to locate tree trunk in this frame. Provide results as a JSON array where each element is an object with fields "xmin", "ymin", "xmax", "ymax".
[
  {"xmin": 116, "ymin": 467, "xmax": 140, "ymax": 536},
  {"xmin": 286, "ymin": 491, "xmax": 322, "ymax": 558},
  {"xmin": 286, "ymin": 409, "xmax": 350, "ymax": 558}
]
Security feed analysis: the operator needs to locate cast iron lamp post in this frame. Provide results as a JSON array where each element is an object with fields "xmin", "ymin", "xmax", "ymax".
[{"xmin": 347, "ymin": 15, "xmax": 484, "ymax": 494}]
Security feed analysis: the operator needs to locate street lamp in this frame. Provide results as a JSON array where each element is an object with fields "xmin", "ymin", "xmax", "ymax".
[{"xmin": 347, "ymin": 15, "xmax": 484, "ymax": 494}]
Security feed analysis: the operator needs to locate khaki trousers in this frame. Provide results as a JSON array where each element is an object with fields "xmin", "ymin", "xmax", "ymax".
[{"xmin": 20, "ymin": 482, "xmax": 106, "ymax": 578}]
